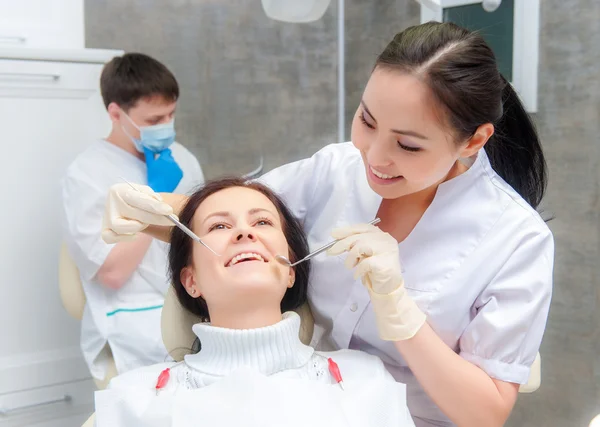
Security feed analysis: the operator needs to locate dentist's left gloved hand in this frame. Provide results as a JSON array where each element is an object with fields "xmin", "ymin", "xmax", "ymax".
[
  {"xmin": 145, "ymin": 147, "xmax": 183, "ymax": 193},
  {"xmin": 327, "ymin": 223, "xmax": 426, "ymax": 341}
]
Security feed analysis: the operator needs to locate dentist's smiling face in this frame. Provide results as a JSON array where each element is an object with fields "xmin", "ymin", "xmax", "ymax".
[
  {"xmin": 351, "ymin": 68, "xmax": 468, "ymax": 200},
  {"xmin": 181, "ymin": 186, "xmax": 294, "ymax": 311}
]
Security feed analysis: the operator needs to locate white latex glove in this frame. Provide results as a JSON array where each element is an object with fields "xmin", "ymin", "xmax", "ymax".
[
  {"xmin": 102, "ymin": 183, "xmax": 175, "ymax": 244},
  {"xmin": 327, "ymin": 223, "xmax": 426, "ymax": 341}
]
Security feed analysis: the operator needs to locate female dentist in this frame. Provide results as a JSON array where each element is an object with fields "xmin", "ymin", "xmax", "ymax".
[{"xmin": 101, "ymin": 22, "xmax": 553, "ymax": 427}]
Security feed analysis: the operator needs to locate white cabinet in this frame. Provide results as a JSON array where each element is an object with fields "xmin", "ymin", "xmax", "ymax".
[
  {"xmin": 0, "ymin": 48, "xmax": 121, "ymax": 427},
  {"xmin": 0, "ymin": 0, "xmax": 84, "ymax": 49},
  {"xmin": 0, "ymin": 380, "xmax": 96, "ymax": 427}
]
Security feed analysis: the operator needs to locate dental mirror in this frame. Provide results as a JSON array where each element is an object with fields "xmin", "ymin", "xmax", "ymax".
[{"xmin": 276, "ymin": 218, "xmax": 381, "ymax": 267}]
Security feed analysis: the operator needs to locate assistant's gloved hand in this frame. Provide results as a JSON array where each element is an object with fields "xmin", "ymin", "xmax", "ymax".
[
  {"xmin": 327, "ymin": 223, "xmax": 426, "ymax": 341},
  {"xmin": 102, "ymin": 183, "xmax": 175, "ymax": 244},
  {"xmin": 145, "ymin": 147, "xmax": 183, "ymax": 193}
]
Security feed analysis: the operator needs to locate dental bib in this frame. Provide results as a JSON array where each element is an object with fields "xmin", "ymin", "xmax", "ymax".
[{"xmin": 95, "ymin": 368, "xmax": 414, "ymax": 427}]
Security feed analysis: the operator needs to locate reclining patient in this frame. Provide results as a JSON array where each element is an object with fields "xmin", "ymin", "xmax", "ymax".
[{"xmin": 94, "ymin": 177, "xmax": 414, "ymax": 427}]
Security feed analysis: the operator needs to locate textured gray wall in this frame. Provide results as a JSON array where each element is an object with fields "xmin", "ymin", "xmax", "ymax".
[
  {"xmin": 515, "ymin": 1, "xmax": 600, "ymax": 426},
  {"xmin": 86, "ymin": 1, "xmax": 599, "ymax": 425}
]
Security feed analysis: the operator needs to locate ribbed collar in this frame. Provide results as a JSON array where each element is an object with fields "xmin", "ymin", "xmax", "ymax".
[{"xmin": 184, "ymin": 312, "xmax": 314, "ymax": 376}]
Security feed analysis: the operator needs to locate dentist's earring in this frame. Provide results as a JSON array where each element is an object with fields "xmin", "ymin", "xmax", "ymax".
[
  {"xmin": 191, "ymin": 288, "xmax": 197, "ymax": 296},
  {"xmin": 288, "ymin": 278, "xmax": 295, "ymax": 288}
]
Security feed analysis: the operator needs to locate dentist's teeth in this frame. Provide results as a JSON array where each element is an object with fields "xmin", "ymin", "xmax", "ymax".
[
  {"xmin": 370, "ymin": 166, "xmax": 400, "ymax": 180},
  {"xmin": 227, "ymin": 252, "xmax": 265, "ymax": 267}
]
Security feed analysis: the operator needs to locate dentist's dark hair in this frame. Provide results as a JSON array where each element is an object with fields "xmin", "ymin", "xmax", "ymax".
[
  {"xmin": 168, "ymin": 177, "xmax": 310, "ymax": 322},
  {"xmin": 375, "ymin": 22, "xmax": 547, "ymax": 208}
]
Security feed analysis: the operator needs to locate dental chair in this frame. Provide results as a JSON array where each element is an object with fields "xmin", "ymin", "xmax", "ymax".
[
  {"xmin": 81, "ymin": 286, "xmax": 540, "ymax": 426},
  {"xmin": 58, "ymin": 243, "xmax": 118, "ymax": 390}
]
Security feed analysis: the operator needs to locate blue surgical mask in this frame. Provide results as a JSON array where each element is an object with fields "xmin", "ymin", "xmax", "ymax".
[{"xmin": 122, "ymin": 112, "xmax": 176, "ymax": 153}]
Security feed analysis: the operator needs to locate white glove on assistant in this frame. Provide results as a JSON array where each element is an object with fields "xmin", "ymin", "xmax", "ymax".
[
  {"xmin": 102, "ymin": 183, "xmax": 175, "ymax": 244},
  {"xmin": 327, "ymin": 223, "xmax": 426, "ymax": 341}
]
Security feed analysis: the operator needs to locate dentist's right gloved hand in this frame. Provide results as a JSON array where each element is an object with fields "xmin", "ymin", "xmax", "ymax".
[
  {"xmin": 145, "ymin": 147, "xmax": 183, "ymax": 193},
  {"xmin": 102, "ymin": 183, "xmax": 175, "ymax": 244}
]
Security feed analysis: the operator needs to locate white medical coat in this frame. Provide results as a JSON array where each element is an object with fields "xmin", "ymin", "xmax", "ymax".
[
  {"xmin": 259, "ymin": 142, "xmax": 554, "ymax": 426},
  {"xmin": 61, "ymin": 140, "xmax": 204, "ymax": 380}
]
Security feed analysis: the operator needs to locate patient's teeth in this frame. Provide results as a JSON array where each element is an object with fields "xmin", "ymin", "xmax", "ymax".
[{"xmin": 227, "ymin": 252, "xmax": 265, "ymax": 266}]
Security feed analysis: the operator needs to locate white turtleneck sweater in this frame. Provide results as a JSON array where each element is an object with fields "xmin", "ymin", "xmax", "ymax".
[
  {"xmin": 97, "ymin": 312, "xmax": 415, "ymax": 426},
  {"xmin": 106, "ymin": 312, "xmax": 390, "ymax": 390}
]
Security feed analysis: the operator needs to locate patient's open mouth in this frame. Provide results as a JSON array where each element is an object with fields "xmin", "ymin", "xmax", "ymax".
[{"xmin": 226, "ymin": 252, "xmax": 268, "ymax": 267}]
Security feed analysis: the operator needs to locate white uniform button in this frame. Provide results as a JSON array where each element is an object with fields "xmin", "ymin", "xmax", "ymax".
[{"xmin": 350, "ymin": 303, "xmax": 358, "ymax": 312}]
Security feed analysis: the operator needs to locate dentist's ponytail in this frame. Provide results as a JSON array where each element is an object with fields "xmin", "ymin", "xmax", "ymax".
[{"xmin": 484, "ymin": 79, "xmax": 547, "ymax": 208}]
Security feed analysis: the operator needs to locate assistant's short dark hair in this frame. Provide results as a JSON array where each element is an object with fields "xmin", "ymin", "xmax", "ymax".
[
  {"xmin": 168, "ymin": 177, "xmax": 310, "ymax": 322},
  {"xmin": 100, "ymin": 52, "xmax": 179, "ymax": 111}
]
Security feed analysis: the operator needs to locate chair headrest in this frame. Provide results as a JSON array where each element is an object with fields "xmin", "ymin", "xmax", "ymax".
[
  {"xmin": 161, "ymin": 286, "xmax": 315, "ymax": 361},
  {"xmin": 58, "ymin": 242, "xmax": 86, "ymax": 321}
]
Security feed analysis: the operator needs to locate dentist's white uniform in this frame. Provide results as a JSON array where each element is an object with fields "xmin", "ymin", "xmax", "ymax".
[
  {"xmin": 258, "ymin": 142, "xmax": 553, "ymax": 426},
  {"xmin": 61, "ymin": 140, "xmax": 204, "ymax": 381}
]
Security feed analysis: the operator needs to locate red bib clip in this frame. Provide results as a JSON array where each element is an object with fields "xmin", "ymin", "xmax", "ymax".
[
  {"xmin": 155, "ymin": 368, "xmax": 171, "ymax": 395},
  {"xmin": 327, "ymin": 358, "xmax": 344, "ymax": 391}
]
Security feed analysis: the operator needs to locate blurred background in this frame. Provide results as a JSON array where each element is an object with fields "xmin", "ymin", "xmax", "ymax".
[{"xmin": 0, "ymin": 1, "xmax": 597, "ymax": 426}]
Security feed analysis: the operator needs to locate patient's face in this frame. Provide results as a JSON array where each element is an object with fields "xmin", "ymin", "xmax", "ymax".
[{"xmin": 182, "ymin": 187, "xmax": 294, "ymax": 310}]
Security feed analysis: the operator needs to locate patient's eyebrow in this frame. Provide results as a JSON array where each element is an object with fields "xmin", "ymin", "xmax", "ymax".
[
  {"xmin": 202, "ymin": 211, "xmax": 231, "ymax": 225},
  {"xmin": 201, "ymin": 208, "xmax": 278, "ymax": 225},
  {"xmin": 248, "ymin": 208, "xmax": 277, "ymax": 217}
]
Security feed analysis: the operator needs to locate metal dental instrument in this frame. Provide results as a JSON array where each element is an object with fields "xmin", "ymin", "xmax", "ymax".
[
  {"xmin": 164, "ymin": 210, "xmax": 221, "ymax": 257},
  {"xmin": 119, "ymin": 178, "xmax": 221, "ymax": 256},
  {"xmin": 275, "ymin": 218, "xmax": 381, "ymax": 268}
]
